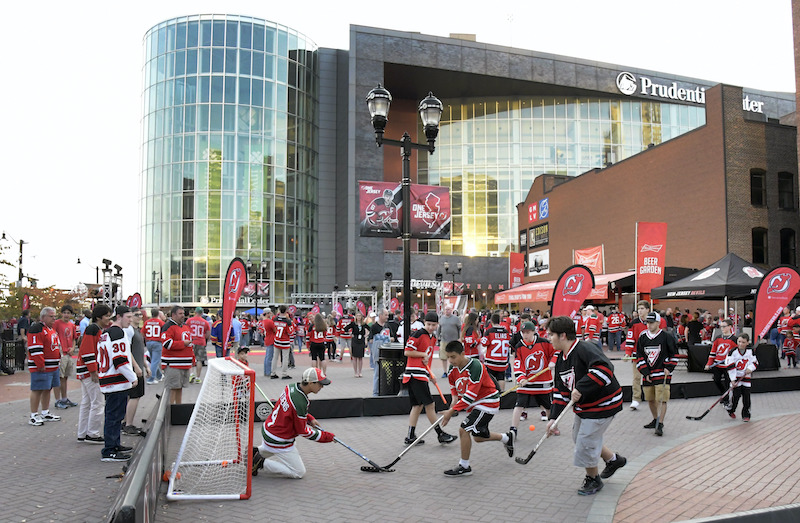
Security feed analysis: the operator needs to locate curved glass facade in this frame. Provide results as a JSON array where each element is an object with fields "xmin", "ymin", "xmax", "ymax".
[
  {"xmin": 139, "ymin": 15, "xmax": 319, "ymax": 305},
  {"xmin": 418, "ymin": 96, "xmax": 705, "ymax": 257}
]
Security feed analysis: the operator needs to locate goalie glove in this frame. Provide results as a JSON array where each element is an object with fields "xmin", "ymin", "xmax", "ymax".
[{"xmin": 318, "ymin": 431, "xmax": 335, "ymax": 443}]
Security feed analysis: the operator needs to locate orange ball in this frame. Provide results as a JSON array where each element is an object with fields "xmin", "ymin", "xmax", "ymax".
[
  {"xmin": 162, "ymin": 470, "xmax": 181, "ymax": 482},
  {"xmin": 529, "ymin": 424, "xmax": 536, "ymax": 431},
  {"xmin": 221, "ymin": 460, "xmax": 228, "ymax": 468}
]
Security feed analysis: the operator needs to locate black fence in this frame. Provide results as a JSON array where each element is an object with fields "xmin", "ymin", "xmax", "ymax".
[{"xmin": 2, "ymin": 339, "xmax": 25, "ymax": 371}]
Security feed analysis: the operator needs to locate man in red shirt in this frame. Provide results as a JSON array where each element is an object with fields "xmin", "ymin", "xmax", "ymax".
[
  {"xmin": 143, "ymin": 308, "xmax": 165, "ymax": 383},
  {"xmin": 582, "ymin": 306, "xmax": 603, "ymax": 350},
  {"xmin": 27, "ymin": 307, "xmax": 62, "ymax": 426},
  {"xmin": 161, "ymin": 305, "xmax": 193, "ymax": 404},
  {"xmin": 53, "ymin": 305, "xmax": 79, "ymax": 409},
  {"xmin": 480, "ymin": 314, "xmax": 511, "ymax": 392},
  {"xmin": 186, "ymin": 307, "xmax": 211, "ymax": 384},
  {"xmin": 606, "ymin": 306, "xmax": 626, "ymax": 352},
  {"xmin": 261, "ymin": 308, "xmax": 277, "ymax": 377},
  {"xmin": 402, "ymin": 312, "xmax": 457, "ymax": 445}
]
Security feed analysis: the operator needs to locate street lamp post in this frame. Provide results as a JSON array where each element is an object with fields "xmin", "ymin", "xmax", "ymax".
[
  {"xmin": 443, "ymin": 261, "xmax": 462, "ymax": 296},
  {"xmin": 247, "ymin": 259, "xmax": 268, "ymax": 318},
  {"xmin": 2, "ymin": 232, "xmax": 28, "ymax": 287},
  {"xmin": 366, "ymin": 85, "xmax": 443, "ymax": 345}
]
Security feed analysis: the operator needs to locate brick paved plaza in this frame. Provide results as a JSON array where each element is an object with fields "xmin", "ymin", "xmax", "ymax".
[{"xmin": 3, "ymin": 350, "xmax": 800, "ymax": 522}]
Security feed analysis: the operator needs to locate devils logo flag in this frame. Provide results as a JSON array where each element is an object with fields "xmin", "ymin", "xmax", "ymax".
[
  {"xmin": 333, "ymin": 302, "xmax": 343, "ymax": 317},
  {"xmin": 222, "ymin": 258, "xmax": 247, "ymax": 353},
  {"xmin": 356, "ymin": 300, "xmax": 367, "ymax": 316},
  {"xmin": 754, "ymin": 265, "xmax": 800, "ymax": 341},
  {"xmin": 22, "ymin": 293, "xmax": 30, "ymax": 311},
  {"xmin": 288, "ymin": 305, "xmax": 297, "ymax": 316},
  {"xmin": 128, "ymin": 293, "xmax": 142, "ymax": 308},
  {"xmin": 311, "ymin": 303, "xmax": 320, "ymax": 315},
  {"xmin": 551, "ymin": 265, "xmax": 595, "ymax": 319}
]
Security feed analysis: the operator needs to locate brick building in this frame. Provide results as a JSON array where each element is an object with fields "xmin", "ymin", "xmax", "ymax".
[{"xmin": 511, "ymin": 84, "xmax": 798, "ymax": 305}]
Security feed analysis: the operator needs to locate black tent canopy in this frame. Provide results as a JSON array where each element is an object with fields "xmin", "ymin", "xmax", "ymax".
[{"xmin": 651, "ymin": 253, "xmax": 765, "ymax": 300}]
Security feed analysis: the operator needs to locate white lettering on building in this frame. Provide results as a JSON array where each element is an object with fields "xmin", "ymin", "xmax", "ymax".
[{"xmin": 742, "ymin": 95, "xmax": 764, "ymax": 114}]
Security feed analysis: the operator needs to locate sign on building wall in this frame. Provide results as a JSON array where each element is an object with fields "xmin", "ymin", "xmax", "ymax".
[
  {"xmin": 573, "ymin": 245, "xmax": 604, "ymax": 275},
  {"xmin": 528, "ymin": 248, "xmax": 550, "ymax": 276},
  {"xmin": 509, "ymin": 252, "xmax": 525, "ymax": 288},
  {"xmin": 358, "ymin": 181, "xmax": 451, "ymax": 239},
  {"xmin": 529, "ymin": 222, "xmax": 549, "ymax": 248}
]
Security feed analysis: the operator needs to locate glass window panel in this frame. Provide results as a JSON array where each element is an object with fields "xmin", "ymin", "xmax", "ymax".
[
  {"xmin": 239, "ymin": 49, "xmax": 251, "ymax": 76},
  {"xmin": 253, "ymin": 24, "xmax": 264, "ymax": 51},
  {"xmin": 186, "ymin": 49, "xmax": 197, "ymax": 75},
  {"xmin": 212, "ymin": 48, "xmax": 224, "ymax": 73},
  {"xmin": 224, "ymin": 104, "xmax": 236, "ymax": 131},
  {"xmin": 265, "ymin": 27, "xmax": 275, "ymax": 53},
  {"xmin": 200, "ymin": 20, "xmax": 212, "ymax": 46},
  {"xmin": 240, "ymin": 22, "xmax": 252, "ymax": 49},
  {"xmin": 187, "ymin": 21, "xmax": 199, "ymax": 48},
  {"xmin": 198, "ymin": 105, "xmax": 209, "ymax": 131},
  {"xmin": 226, "ymin": 21, "xmax": 238, "ymax": 47},
  {"xmin": 200, "ymin": 48, "xmax": 211, "ymax": 73},
  {"xmin": 212, "ymin": 20, "xmax": 225, "ymax": 46},
  {"xmin": 265, "ymin": 55, "xmax": 275, "ymax": 80},
  {"xmin": 175, "ymin": 50, "xmax": 186, "ymax": 76},
  {"xmin": 251, "ymin": 79, "xmax": 263, "ymax": 107},
  {"xmin": 252, "ymin": 51, "xmax": 264, "ymax": 77},
  {"xmin": 239, "ymin": 77, "xmax": 251, "ymax": 105},
  {"xmin": 211, "ymin": 75, "xmax": 224, "ymax": 103},
  {"xmin": 210, "ymin": 103, "xmax": 223, "ymax": 130},
  {"xmin": 225, "ymin": 49, "xmax": 237, "ymax": 74},
  {"xmin": 224, "ymin": 76, "xmax": 236, "ymax": 103}
]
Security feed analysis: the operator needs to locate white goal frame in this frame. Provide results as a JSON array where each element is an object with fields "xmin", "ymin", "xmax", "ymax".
[{"xmin": 167, "ymin": 357, "xmax": 255, "ymax": 501}]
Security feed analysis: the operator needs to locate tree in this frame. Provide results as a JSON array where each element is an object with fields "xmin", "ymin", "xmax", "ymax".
[{"xmin": 0, "ymin": 284, "xmax": 82, "ymax": 320}]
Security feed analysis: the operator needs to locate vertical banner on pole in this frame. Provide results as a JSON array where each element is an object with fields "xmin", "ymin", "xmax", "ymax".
[
  {"xmin": 509, "ymin": 252, "xmax": 525, "ymax": 288},
  {"xmin": 222, "ymin": 258, "xmax": 247, "ymax": 354},
  {"xmin": 551, "ymin": 265, "xmax": 595, "ymax": 319},
  {"xmin": 754, "ymin": 266, "xmax": 800, "ymax": 341},
  {"xmin": 635, "ymin": 222, "xmax": 667, "ymax": 295}
]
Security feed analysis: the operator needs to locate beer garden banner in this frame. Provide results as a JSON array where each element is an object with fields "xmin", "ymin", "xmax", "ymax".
[
  {"xmin": 636, "ymin": 222, "xmax": 667, "ymax": 294},
  {"xmin": 358, "ymin": 181, "xmax": 451, "ymax": 239}
]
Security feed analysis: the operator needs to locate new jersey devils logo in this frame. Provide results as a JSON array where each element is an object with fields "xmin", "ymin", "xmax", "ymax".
[
  {"xmin": 228, "ymin": 267, "xmax": 244, "ymax": 294},
  {"xmin": 767, "ymin": 273, "xmax": 792, "ymax": 295},
  {"xmin": 454, "ymin": 376, "xmax": 470, "ymax": 397},
  {"xmin": 560, "ymin": 368, "xmax": 575, "ymax": 391},
  {"xmin": 562, "ymin": 274, "xmax": 584, "ymax": 296}
]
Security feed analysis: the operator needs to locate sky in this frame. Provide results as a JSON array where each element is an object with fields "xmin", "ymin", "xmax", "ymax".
[{"xmin": 0, "ymin": 0, "xmax": 795, "ymax": 295}]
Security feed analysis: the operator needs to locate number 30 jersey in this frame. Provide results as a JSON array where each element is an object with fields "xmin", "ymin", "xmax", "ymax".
[{"xmin": 97, "ymin": 325, "xmax": 137, "ymax": 393}]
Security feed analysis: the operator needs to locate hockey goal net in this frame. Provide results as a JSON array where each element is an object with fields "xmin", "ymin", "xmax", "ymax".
[{"xmin": 167, "ymin": 357, "xmax": 255, "ymax": 500}]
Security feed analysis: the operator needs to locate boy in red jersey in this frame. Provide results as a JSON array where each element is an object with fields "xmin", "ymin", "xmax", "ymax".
[
  {"xmin": 402, "ymin": 312, "xmax": 457, "ymax": 445},
  {"xmin": 53, "ymin": 305, "xmax": 79, "ymax": 409},
  {"xmin": 480, "ymin": 313, "xmax": 511, "ymax": 392},
  {"xmin": 185, "ymin": 307, "xmax": 211, "ymax": 384},
  {"xmin": 161, "ymin": 305, "xmax": 193, "ymax": 404},
  {"xmin": 511, "ymin": 322, "xmax": 555, "ymax": 433},
  {"xmin": 705, "ymin": 319, "xmax": 736, "ymax": 406},
  {"xmin": 254, "ymin": 368, "xmax": 335, "ymax": 478},
  {"xmin": 440, "ymin": 340, "xmax": 512, "ymax": 476}
]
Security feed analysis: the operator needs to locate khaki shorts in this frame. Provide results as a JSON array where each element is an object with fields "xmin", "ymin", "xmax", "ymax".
[
  {"xmin": 643, "ymin": 383, "xmax": 670, "ymax": 403},
  {"xmin": 439, "ymin": 341, "xmax": 450, "ymax": 360},
  {"xmin": 59, "ymin": 354, "xmax": 75, "ymax": 378},
  {"xmin": 164, "ymin": 366, "xmax": 190, "ymax": 390}
]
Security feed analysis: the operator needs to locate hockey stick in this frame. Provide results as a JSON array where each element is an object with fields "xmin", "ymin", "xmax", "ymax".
[
  {"xmin": 254, "ymin": 382, "xmax": 275, "ymax": 408},
  {"xmin": 425, "ymin": 360, "xmax": 447, "ymax": 405},
  {"xmin": 685, "ymin": 381, "xmax": 738, "ymax": 421},
  {"xmin": 502, "ymin": 366, "xmax": 552, "ymax": 397},
  {"xmin": 334, "ymin": 436, "xmax": 393, "ymax": 473},
  {"xmin": 364, "ymin": 415, "xmax": 445, "ymax": 472},
  {"xmin": 515, "ymin": 399, "xmax": 574, "ymax": 465}
]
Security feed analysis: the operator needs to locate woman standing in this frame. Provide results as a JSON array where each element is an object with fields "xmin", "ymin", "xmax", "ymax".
[
  {"xmin": 347, "ymin": 313, "xmax": 367, "ymax": 377},
  {"xmin": 461, "ymin": 312, "xmax": 481, "ymax": 360},
  {"xmin": 308, "ymin": 314, "xmax": 328, "ymax": 373}
]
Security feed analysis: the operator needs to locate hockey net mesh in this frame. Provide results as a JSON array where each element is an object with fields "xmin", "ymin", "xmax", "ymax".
[{"xmin": 168, "ymin": 358, "xmax": 254, "ymax": 500}]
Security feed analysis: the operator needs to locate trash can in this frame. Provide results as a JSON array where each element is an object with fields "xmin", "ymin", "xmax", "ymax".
[{"xmin": 378, "ymin": 342, "xmax": 406, "ymax": 396}]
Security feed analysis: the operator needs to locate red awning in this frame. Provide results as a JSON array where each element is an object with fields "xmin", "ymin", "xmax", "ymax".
[{"xmin": 494, "ymin": 271, "xmax": 634, "ymax": 304}]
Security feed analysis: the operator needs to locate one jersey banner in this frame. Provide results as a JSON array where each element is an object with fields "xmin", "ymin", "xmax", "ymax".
[
  {"xmin": 509, "ymin": 252, "xmax": 525, "ymax": 288},
  {"xmin": 573, "ymin": 245, "xmax": 604, "ymax": 275},
  {"xmin": 551, "ymin": 265, "xmax": 595, "ymax": 319},
  {"xmin": 222, "ymin": 258, "xmax": 247, "ymax": 352},
  {"xmin": 636, "ymin": 222, "xmax": 667, "ymax": 294},
  {"xmin": 754, "ymin": 265, "xmax": 800, "ymax": 341},
  {"xmin": 243, "ymin": 282, "xmax": 269, "ymax": 297},
  {"xmin": 358, "ymin": 181, "xmax": 450, "ymax": 239}
]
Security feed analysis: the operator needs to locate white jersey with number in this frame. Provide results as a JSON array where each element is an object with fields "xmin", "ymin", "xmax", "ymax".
[{"xmin": 97, "ymin": 325, "xmax": 137, "ymax": 393}]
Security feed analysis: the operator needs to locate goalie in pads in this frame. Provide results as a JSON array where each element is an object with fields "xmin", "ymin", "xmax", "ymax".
[{"xmin": 254, "ymin": 368, "xmax": 335, "ymax": 478}]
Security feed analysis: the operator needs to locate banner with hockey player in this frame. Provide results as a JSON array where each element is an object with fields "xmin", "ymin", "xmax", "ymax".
[
  {"xmin": 222, "ymin": 258, "xmax": 247, "ymax": 354},
  {"xmin": 635, "ymin": 222, "xmax": 667, "ymax": 294},
  {"xmin": 358, "ymin": 181, "xmax": 451, "ymax": 239},
  {"xmin": 754, "ymin": 265, "xmax": 800, "ymax": 341},
  {"xmin": 551, "ymin": 265, "xmax": 595, "ymax": 319}
]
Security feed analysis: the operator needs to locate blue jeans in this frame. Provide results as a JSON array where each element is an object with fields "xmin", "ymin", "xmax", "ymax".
[
  {"xmin": 242, "ymin": 332, "xmax": 251, "ymax": 347},
  {"xmin": 263, "ymin": 344, "xmax": 274, "ymax": 376},
  {"xmin": 608, "ymin": 331, "xmax": 622, "ymax": 351},
  {"xmin": 103, "ymin": 390, "xmax": 128, "ymax": 455},
  {"xmin": 146, "ymin": 341, "xmax": 163, "ymax": 381}
]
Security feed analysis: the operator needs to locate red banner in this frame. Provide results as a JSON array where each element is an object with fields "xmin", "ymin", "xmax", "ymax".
[
  {"xmin": 509, "ymin": 252, "xmax": 525, "ymax": 288},
  {"xmin": 243, "ymin": 282, "xmax": 269, "ymax": 297},
  {"xmin": 389, "ymin": 298, "xmax": 400, "ymax": 312},
  {"xmin": 551, "ymin": 265, "xmax": 595, "ymax": 319},
  {"xmin": 222, "ymin": 258, "xmax": 247, "ymax": 353},
  {"xmin": 22, "ymin": 293, "xmax": 30, "ymax": 311},
  {"xmin": 356, "ymin": 301, "xmax": 367, "ymax": 316},
  {"xmin": 333, "ymin": 302, "xmax": 343, "ymax": 316},
  {"xmin": 754, "ymin": 266, "xmax": 800, "ymax": 341},
  {"xmin": 573, "ymin": 246, "xmax": 604, "ymax": 275},
  {"xmin": 288, "ymin": 305, "xmax": 297, "ymax": 316},
  {"xmin": 311, "ymin": 303, "xmax": 320, "ymax": 315},
  {"xmin": 126, "ymin": 293, "xmax": 142, "ymax": 308},
  {"xmin": 636, "ymin": 222, "xmax": 667, "ymax": 294},
  {"xmin": 358, "ymin": 181, "xmax": 451, "ymax": 239}
]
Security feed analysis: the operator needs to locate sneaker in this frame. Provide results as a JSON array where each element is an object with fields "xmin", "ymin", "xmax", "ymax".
[
  {"xmin": 29, "ymin": 415, "xmax": 43, "ymax": 426},
  {"xmin": 84, "ymin": 435, "xmax": 105, "ymax": 444},
  {"xmin": 116, "ymin": 445, "xmax": 133, "ymax": 452},
  {"xmin": 540, "ymin": 410, "xmax": 548, "ymax": 421},
  {"xmin": 630, "ymin": 401, "xmax": 640, "ymax": 410},
  {"xmin": 721, "ymin": 398, "xmax": 730, "ymax": 408},
  {"xmin": 194, "ymin": 377, "xmax": 202, "ymax": 384},
  {"xmin": 727, "ymin": 410, "xmax": 736, "ymax": 419},
  {"xmin": 123, "ymin": 424, "xmax": 142, "ymax": 435},
  {"xmin": 54, "ymin": 400, "xmax": 68, "ymax": 409},
  {"xmin": 600, "ymin": 455, "xmax": 627, "ymax": 479},
  {"xmin": 41, "ymin": 413, "xmax": 61, "ymax": 422},
  {"xmin": 578, "ymin": 475, "xmax": 604, "ymax": 496},
  {"xmin": 509, "ymin": 426, "xmax": 518, "ymax": 434},
  {"xmin": 655, "ymin": 423, "xmax": 664, "ymax": 437},
  {"xmin": 520, "ymin": 411, "xmax": 528, "ymax": 420},
  {"xmin": 65, "ymin": 398, "xmax": 78, "ymax": 407},
  {"xmin": 442, "ymin": 372, "xmax": 448, "ymax": 378},
  {"xmin": 443, "ymin": 464, "xmax": 472, "ymax": 477},
  {"xmin": 281, "ymin": 375, "xmax": 292, "ymax": 380},
  {"xmin": 743, "ymin": 416, "xmax": 750, "ymax": 422},
  {"xmin": 270, "ymin": 374, "xmax": 279, "ymax": 379},
  {"xmin": 437, "ymin": 432, "xmax": 457, "ymax": 444},
  {"xmin": 404, "ymin": 436, "xmax": 424, "ymax": 446},
  {"xmin": 146, "ymin": 378, "xmax": 156, "ymax": 384},
  {"xmin": 503, "ymin": 431, "xmax": 515, "ymax": 457},
  {"xmin": 189, "ymin": 375, "xmax": 196, "ymax": 383},
  {"xmin": 101, "ymin": 451, "xmax": 131, "ymax": 462},
  {"xmin": 252, "ymin": 447, "xmax": 265, "ymax": 476},
  {"xmin": 643, "ymin": 418, "xmax": 658, "ymax": 429}
]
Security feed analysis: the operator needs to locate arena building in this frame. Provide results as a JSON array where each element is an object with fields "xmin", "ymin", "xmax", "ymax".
[{"xmin": 138, "ymin": 18, "xmax": 796, "ymax": 308}]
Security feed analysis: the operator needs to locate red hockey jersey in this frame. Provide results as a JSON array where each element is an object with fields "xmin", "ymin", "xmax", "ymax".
[{"xmin": 448, "ymin": 357, "xmax": 500, "ymax": 413}]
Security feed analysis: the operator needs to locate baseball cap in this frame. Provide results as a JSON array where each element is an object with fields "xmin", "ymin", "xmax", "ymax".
[
  {"xmin": 584, "ymin": 305, "xmax": 595, "ymax": 310},
  {"xmin": 302, "ymin": 367, "xmax": 331, "ymax": 385},
  {"xmin": 645, "ymin": 312, "xmax": 661, "ymax": 323},
  {"xmin": 795, "ymin": 306, "xmax": 800, "ymax": 314},
  {"xmin": 195, "ymin": 306, "xmax": 204, "ymax": 313},
  {"xmin": 237, "ymin": 346, "xmax": 250, "ymax": 354},
  {"xmin": 521, "ymin": 322, "xmax": 537, "ymax": 332},
  {"xmin": 424, "ymin": 312, "xmax": 439, "ymax": 323}
]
